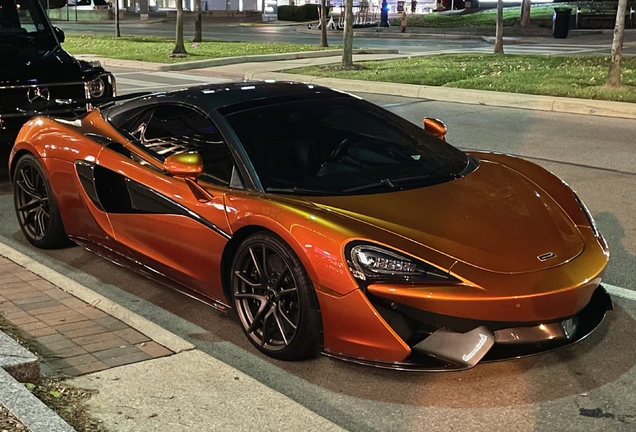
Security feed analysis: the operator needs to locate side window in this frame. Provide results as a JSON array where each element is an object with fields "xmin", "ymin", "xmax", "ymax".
[{"xmin": 142, "ymin": 104, "xmax": 236, "ymax": 187}]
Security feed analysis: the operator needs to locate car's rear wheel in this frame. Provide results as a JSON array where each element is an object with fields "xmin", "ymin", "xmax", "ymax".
[
  {"xmin": 231, "ymin": 232, "xmax": 320, "ymax": 360},
  {"xmin": 13, "ymin": 154, "xmax": 68, "ymax": 249}
]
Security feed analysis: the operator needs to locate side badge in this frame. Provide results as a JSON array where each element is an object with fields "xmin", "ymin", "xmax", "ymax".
[{"xmin": 538, "ymin": 252, "xmax": 556, "ymax": 262}]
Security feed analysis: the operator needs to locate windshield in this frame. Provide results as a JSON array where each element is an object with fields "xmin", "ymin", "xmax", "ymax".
[
  {"xmin": 0, "ymin": 0, "xmax": 57, "ymax": 52},
  {"xmin": 224, "ymin": 97, "xmax": 470, "ymax": 195}
]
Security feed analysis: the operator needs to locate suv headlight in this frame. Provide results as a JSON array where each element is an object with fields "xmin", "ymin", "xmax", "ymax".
[
  {"xmin": 87, "ymin": 77, "xmax": 105, "ymax": 98},
  {"xmin": 347, "ymin": 243, "xmax": 460, "ymax": 284}
]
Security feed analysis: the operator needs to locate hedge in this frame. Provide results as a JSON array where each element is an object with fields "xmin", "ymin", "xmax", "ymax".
[{"xmin": 278, "ymin": 4, "xmax": 327, "ymax": 21}]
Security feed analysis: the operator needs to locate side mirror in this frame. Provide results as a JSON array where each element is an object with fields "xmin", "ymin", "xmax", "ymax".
[
  {"xmin": 53, "ymin": 26, "xmax": 65, "ymax": 44},
  {"xmin": 163, "ymin": 152, "xmax": 203, "ymax": 178},
  {"xmin": 423, "ymin": 117, "xmax": 447, "ymax": 141}
]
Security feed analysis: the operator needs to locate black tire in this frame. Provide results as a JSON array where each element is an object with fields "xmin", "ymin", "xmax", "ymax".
[
  {"xmin": 13, "ymin": 154, "xmax": 69, "ymax": 249},
  {"xmin": 231, "ymin": 232, "xmax": 321, "ymax": 361}
]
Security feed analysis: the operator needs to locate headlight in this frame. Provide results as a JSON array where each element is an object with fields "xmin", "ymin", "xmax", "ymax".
[
  {"xmin": 87, "ymin": 78, "xmax": 105, "ymax": 98},
  {"xmin": 347, "ymin": 243, "xmax": 460, "ymax": 284}
]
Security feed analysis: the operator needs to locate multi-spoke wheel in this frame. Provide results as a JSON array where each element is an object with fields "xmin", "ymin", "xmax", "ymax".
[
  {"xmin": 231, "ymin": 232, "xmax": 320, "ymax": 360},
  {"xmin": 13, "ymin": 154, "xmax": 68, "ymax": 249}
]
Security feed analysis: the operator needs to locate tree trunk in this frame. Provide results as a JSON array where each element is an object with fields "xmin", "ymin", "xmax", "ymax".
[
  {"xmin": 606, "ymin": 0, "xmax": 628, "ymax": 87},
  {"xmin": 193, "ymin": 0, "xmax": 202, "ymax": 42},
  {"xmin": 341, "ymin": 0, "xmax": 354, "ymax": 67},
  {"xmin": 520, "ymin": 0, "xmax": 531, "ymax": 28},
  {"xmin": 115, "ymin": 0, "xmax": 120, "ymax": 37},
  {"xmin": 494, "ymin": 0, "xmax": 504, "ymax": 55},
  {"xmin": 172, "ymin": 0, "xmax": 188, "ymax": 56},
  {"xmin": 320, "ymin": 0, "xmax": 328, "ymax": 47}
]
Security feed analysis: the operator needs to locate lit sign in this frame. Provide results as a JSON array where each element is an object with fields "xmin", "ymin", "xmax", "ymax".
[{"xmin": 263, "ymin": 0, "xmax": 277, "ymax": 17}]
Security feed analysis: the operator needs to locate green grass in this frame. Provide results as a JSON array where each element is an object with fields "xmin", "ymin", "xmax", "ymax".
[
  {"xmin": 390, "ymin": 5, "xmax": 568, "ymax": 28},
  {"xmin": 63, "ymin": 34, "xmax": 338, "ymax": 63},
  {"xmin": 288, "ymin": 54, "xmax": 636, "ymax": 103}
]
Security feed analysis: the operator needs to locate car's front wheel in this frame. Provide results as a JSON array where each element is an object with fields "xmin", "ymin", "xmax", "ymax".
[
  {"xmin": 13, "ymin": 154, "xmax": 68, "ymax": 249},
  {"xmin": 231, "ymin": 232, "xmax": 320, "ymax": 360}
]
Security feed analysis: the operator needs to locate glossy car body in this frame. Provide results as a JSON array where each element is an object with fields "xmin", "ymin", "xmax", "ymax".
[
  {"xmin": 9, "ymin": 82, "xmax": 612, "ymax": 370},
  {"xmin": 0, "ymin": 0, "xmax": 116, "ymax": 145}
]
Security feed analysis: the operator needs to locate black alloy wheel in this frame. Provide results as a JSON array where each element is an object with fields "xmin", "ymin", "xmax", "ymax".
[
  {"xmin": 13, "ymin": 154, "xmax": 68, "ymax": 249},
  {"xmin": 231, "ymin": 232, "xmax": 321, "ymax": 360}
]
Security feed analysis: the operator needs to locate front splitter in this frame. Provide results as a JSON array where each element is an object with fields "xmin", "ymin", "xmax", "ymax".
[{"xmin": 322, "ymin": 285, "xmax": 613, "ymax": 372}]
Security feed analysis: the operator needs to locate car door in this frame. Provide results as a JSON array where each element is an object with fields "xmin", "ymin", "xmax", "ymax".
[{"xmin": 94, "ymin": 103, "xmax": 237, "ymax": 303}]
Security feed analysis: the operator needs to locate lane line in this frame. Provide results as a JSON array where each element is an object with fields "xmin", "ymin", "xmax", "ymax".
[
  {"xmin": 117, "ymin": 78, "xmax": 232, "ymax": 93},
  {"xmin": 604, "ymin": 283, "xmax": 636, "ymax": 302},
  {"xmin": 150, "ymin": 71, "xmax": 234, "ymax": 82},
  {"xmin": 115, "ymin": 77, "xmax": 163, "ymax": 88}
]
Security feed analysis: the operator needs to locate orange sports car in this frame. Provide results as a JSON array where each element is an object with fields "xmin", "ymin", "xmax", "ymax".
[{"xmin": 9, "ymin": 82, "xmax": 612, "ymax": 371}]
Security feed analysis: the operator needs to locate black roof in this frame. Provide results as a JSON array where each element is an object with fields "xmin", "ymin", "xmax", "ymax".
[{"xmin": 103, "ymin": 81, "xmax": 349, "ymax": 119}]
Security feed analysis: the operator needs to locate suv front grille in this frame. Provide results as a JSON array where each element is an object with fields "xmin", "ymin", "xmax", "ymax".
[{"xmin": 0, "ymin": 84, "xmax": 86, "ymax": 113}]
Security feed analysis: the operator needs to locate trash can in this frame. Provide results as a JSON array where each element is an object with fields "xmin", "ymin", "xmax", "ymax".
[{"xmin": 552, "ymin": 7, "xmax": 572, "ymax": 39}]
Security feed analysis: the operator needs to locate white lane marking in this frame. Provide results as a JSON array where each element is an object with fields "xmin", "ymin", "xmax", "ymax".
[
  {"xmin": 117, "ymin": 77, "xmax": 232, "ymax": 92},
  {"xmin": 604, "ymin": 283, "xmax": 636, "ymax": 302},
  {"xmin": 116, "ymin": 77, "xmax": 163, "ymax": 88},
  {"xmin": 150, "ymin": 71, "xmax": 230, "ymax": 82},
  {"xmin": 117, "ymin": 75, "xmax": 229, "ymax": 88}
]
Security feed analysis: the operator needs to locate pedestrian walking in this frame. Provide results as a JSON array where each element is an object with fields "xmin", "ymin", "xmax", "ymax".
[
  {"xmin": 411, "ymin": 0, "xmax": 417, "ymax": 13},
  {"xmin": 401, "ymin": 8, "xmax": 407, "ymax": 32}
]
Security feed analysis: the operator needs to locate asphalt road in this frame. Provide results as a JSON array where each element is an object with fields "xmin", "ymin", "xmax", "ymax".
[
  {"xmin": 54, "ymin": 20, "xmax": 636, "ymax": 56},
  {"xmin": 1, "ymin": 68, "xmax": 635, "ymax": 431}
]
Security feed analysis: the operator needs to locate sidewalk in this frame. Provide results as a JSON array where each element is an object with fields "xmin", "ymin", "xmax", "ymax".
[{"xmin": 0, "ymin": 245, "xmax": 343, "ymax": 431}]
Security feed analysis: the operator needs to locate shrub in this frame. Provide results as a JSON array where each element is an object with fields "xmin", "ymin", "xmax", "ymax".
[{"xmin": 278, "ymin": 4, "xmax": 326, "ymax": 21}]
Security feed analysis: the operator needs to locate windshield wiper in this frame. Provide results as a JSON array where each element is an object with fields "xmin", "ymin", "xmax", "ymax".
[
  {"xmin": 342, "ymin": 173, "xmax": 459, "ymax": 193},
  {"xmin": 392, "ymin": 173, "xmax": 459, "ymax": 185},
  {"xmin": 265, "ymin": 187, "xmax": 340, "ymax": 196},
  {"xmin": 342, "ymin": 178, "xmax": 396, "ymax": 193}
]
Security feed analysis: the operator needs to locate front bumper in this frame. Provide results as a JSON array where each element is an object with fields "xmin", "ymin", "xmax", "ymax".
[{"xmin": 323, "ymin": 285, "xmax": 612, "ymax": 371}]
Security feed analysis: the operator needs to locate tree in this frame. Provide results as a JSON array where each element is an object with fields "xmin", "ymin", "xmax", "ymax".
[
  {"xmin": 493, "ymin": 0, "xmax": 504, "ymax": 55},
  {"xmin": 320, "ymin": 0, "xmax": 328, "ymax": 48},
  {"xmin": 171, "ymin": 0, "xmax": 187, "ymax": 57},
  {"xmin": 193, "ymin": 0, "xmax": 202, "ymax": 43},
  {"xmin": 520, "ymin": 0, "xmax": 531, "ymax": 28},
  {"xmin": 606, "ymin": 0, "xmax": 628, "ymax": 87},
  {"xmin": 341, "ymin": 0, "xmax": 354, "ymax": 67},
  {"xmin": 114, "ymin": 0, "xmax": 120, "ymax": 37}
]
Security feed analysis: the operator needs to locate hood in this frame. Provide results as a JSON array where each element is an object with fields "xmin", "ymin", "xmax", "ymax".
[
  {"xmin": 0, "ymin": 46, "xmax": 94, "ymax": 85},
  {"xmin": 308, "ymin": 160, "xmax": 584, "ymax": 274}
]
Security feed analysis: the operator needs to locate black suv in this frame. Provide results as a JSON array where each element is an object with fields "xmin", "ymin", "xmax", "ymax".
[{"xmin": 0, "ymin": 0, "xmax": 116, "ymax": 146}]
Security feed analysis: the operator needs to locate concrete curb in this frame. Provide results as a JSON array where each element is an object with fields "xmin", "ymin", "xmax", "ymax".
[
  {"xmin": 0, "ymin": 331, "xmax": 39, "ymax": 383},
  {"xmin": 240, "ymin": 20, "xmax": 314, "ymax": 27},
  {"xmin": 85, "ymin": 48, "xmax": 397, "ymax": 72},
  {"xmin": 0, "ymin": 241, "xmax": 195, "ymax": 354},
  {"xmin": 0, "ymin": 368, "xmax": 75, "ymax": 432},
  {"xmin": 245, "ymin": 71, "xmax": 636, "ymax": 120},
  {"xmin": 298, "ymin": 27, "xmax": 486, "ymax": 40}
]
